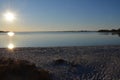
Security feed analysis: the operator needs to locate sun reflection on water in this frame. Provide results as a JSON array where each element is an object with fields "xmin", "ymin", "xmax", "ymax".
[
  {"xmin": 8, "ymin": 43, "xmax": 15, "ymax": 50},
  {"xmin": 7, "ymin": 32, "xmax": 15, "ymax": 37}
]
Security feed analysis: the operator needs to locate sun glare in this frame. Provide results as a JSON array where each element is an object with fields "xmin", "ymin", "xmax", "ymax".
[
  {"xmin": 8, "ymin": 43, "xmax": 14, "ymax": 49},
  {"xmin": 4, "ymin": 11, "xmax": 15, "ymax": 22},
  {"xmin": 7, "ymin": 32, "xmax": 15, "ymax": 37}
]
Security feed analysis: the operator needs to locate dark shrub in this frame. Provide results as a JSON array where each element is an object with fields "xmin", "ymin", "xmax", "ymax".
[
  {"xmin": 53, "ymin": 59, "xmax": 68, "ymax": 65},
  {"xmin": 0, "ymin": 58, "xmax": 51, "ymax": 80}
]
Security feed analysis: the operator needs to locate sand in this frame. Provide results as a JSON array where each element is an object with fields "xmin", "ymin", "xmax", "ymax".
[{"xmin": 0, "ymin": 45, "xmax": 120, "ymax": 80}]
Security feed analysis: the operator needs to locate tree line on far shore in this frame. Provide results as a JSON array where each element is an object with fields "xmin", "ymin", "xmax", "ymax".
[
  {"xmin": 0, "ymin": 31, "xmax": 8, "ymax": 33},
  {"xmin": 98, "ymin": 28, "xmax": 120, "ymax": 32}
]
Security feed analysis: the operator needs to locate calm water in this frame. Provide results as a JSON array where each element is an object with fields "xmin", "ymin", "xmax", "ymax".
[{"xmin": 0, "ymin": 32, "xmax": 120, "ymax": 48}]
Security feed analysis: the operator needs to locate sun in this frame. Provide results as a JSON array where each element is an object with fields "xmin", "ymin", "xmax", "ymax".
[{"xmin": 4, "ymin": 11, "xmax": 15, "ymax": 22}]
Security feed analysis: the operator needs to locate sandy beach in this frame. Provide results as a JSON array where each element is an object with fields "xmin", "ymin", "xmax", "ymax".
[{"xmin": 0, "ymin": 45, "xmax": 120, "ymax": 80}]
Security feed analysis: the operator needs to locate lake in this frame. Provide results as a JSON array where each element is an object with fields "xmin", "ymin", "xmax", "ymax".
[{"xmin": 0, "ymin": 32, "xmax": 120, "ymax": 48}]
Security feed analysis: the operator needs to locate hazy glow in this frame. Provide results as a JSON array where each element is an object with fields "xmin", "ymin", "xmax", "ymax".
[
  {"xmin": 7, "ymin": 32, "xmax": 15, "ymax": 36},
  {"xmin": 8, "ymin": 43, "xmax": 14, "ymax": 49},
  {"xmin": 4, "ymin": 11, "xmax": 15, "ymax": 22}
]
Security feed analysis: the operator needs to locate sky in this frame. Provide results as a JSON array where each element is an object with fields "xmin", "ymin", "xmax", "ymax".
[{"xmin": 0, "ymin": 0, "xmax": 120, "ymax": 31}]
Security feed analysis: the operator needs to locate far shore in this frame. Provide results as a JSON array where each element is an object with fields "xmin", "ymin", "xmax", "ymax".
[{"xmin": 0, "ymin": 31, "xmax": 8, "ymax": 33}]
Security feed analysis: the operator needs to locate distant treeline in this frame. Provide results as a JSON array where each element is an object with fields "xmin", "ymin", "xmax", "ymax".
[
  {"xmin": 98, "ymin": 28, "xmax": 120, "ymax": 32},
  {"xmin": 0, "ymin": 31, "xmax": 8, "ymax": 33}
]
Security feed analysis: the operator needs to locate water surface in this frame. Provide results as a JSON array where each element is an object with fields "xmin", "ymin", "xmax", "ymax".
[{"xmin": 0, "ymin": 32, "xmax": 120, "ymax": 48}]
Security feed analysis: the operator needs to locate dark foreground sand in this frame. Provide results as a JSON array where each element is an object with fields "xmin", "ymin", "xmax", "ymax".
[{"xmin": 0, "ymin": 45, "xmax": 120, "ymax": 80}]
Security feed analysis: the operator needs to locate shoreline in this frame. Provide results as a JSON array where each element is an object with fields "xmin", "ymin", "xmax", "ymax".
[
  {"xmin": 1, "ymin": 44, "xmax": 120, "ymax": 48},
  {"xmin": 0, "ymin": 45, "xmax": 120, "ymax": 80}
]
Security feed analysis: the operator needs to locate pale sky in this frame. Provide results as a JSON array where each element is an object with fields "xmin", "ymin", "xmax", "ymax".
[{"xmin": 0, "ymin": 0, "xmax": 120, "ymax": 31}]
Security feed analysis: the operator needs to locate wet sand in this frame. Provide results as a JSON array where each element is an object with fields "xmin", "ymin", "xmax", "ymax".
[{"xmin": 0, "ymin": 45, "xmax": 120, "ymax": 80}]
